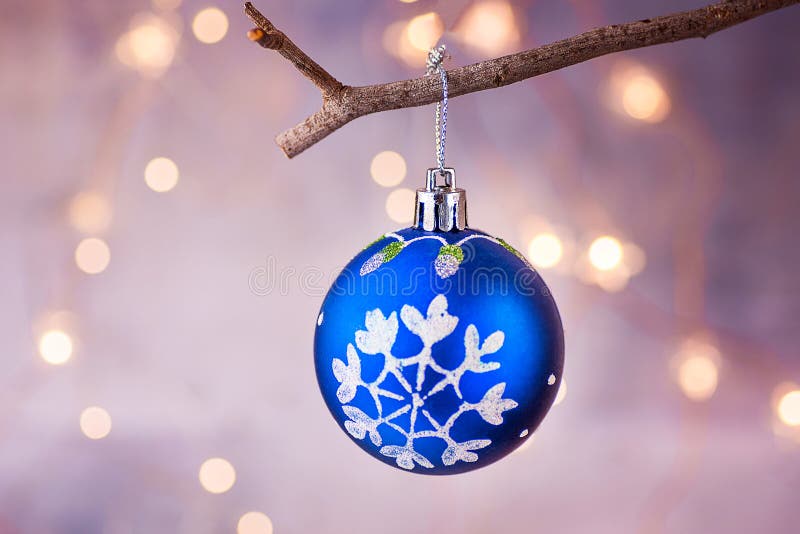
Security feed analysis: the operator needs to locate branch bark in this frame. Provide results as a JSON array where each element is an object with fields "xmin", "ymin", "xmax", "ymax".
[{"xmin": 245, "ymin": 0, "xmax": 798, "ymax": 158}]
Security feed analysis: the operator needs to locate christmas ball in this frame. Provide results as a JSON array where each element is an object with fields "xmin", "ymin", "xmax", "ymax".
[{"xmin": 314, "ymin": 219, "xmax": 564, "ymax": 474}]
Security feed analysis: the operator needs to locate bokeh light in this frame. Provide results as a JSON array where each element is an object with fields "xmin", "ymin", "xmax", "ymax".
[
  {"xmin": 777, "ymin": 390, "xmax": 800, "ymax": 427},
  {"xmin": 68, "ymin": 191, "xmax": 112, "ymax": 234},
  {"xmin": 75, "ymin": 238, "xmax": 111, "ymax": 274},
  {"xmin": 115, "ymin": 14, "xmax": 179, "ymax": 78},
  {"xmin": 673, "ymin": 340, "xmax": 720, "ymax": 401},
  {"xmin": 38, "ymin": 329, "xmax": 73, "ymax": 365},
  {"xmin": 588, "ymin": 236, "xmax": 623, "ymax": 271},
  {"xmin": 606, "ymin": 63, "xmax": 671, "ymax": 123},
  {"xmin": 192, "ymin": 7, "xmax": 229, "ymax": 44},
  {"xmin": 370, "ymin": 151, "xmax": 407, "ymax": 187},
  {"xmin": 514, "ymin": 435, "xmax": 534, "ymax": 454},
  {"xmin": 144, "ymin": 157, "xmax": 180, "ymax": 192},
  {"xmin": 383, "ymin": 12, "xmax": 444, "ymax": 67},
  {"xmin": 454, "ymin": 0, "xmax": 520, "ymax": 56},
  {"xmin": 622, "ymin": 75, "xmax": 670, "ymax": 122},
  {"xmin": 621, "ymin": 241, "xmax": 647, "ymax": 275},
  {"xmin": 527, "ymin": 233, "xmax": 563, "ymax": 268},
  {"xmin": 152, "ymin": 0, "xmax": 182, "ymax": 11},
  {"xmin": 385, "ymin": 188, "xmax": 416, "ymax": 224},
  {"xmin": 593, "ymin": 266, "xmax": 631, "ymax": 293},
  {"xmin": 554, "ymin": 379, "xmax": 567, "ymax": 406},
  {"xmin": 405, "ymin": 12, "xmax": 444, "ymax": 52},
  {"xmin": 80, "ymin": 406, "xmax": 112, "ymax": 440},
  {"xmin": 198, "ymin": 457, "xmax": 236, "ymax": 494},
  {"xmin": 237, "ymin": 512, "xmax": 274, "ymax": 534}
]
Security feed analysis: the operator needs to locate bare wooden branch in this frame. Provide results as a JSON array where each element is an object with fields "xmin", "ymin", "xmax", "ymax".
[
  {"xmin": 245, "ymin": 0, "xmax": 799, "ymax": 158},
  {"xmin": 244, "ymin": 2, "xmax": 342, "ymax": 97}
]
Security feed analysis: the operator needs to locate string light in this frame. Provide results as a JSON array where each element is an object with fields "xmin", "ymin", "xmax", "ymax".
[
  {"xmin": 385, "ymin": 188, "xmax": 416, "ymax": 224},
  {"xmin": 777, "ymin": 389, "xmax": 800, "ymax": 427},
  {"xmin": 80, "ymin": 406, "xmax": 112, "ymax": 440},
  {"xmin": 38, "ymin": 329, "xmax": 74, "ymax": 365},
  {"xmin": 588, "ymin": 236, "xmax": 623, "ymax": 271},
  {"xmin": 454, "ymin": 0, "xmax": 520, "ymax": 56},
  {"xmin": 192, "ymin": 7, "xmax": 229, "ymax": 44},
  {"xmin": 198, "ymin": 457, "xmax": 236, "ymax": 494},
  {"xmin": 115, "ymin": 14, "xmax": 179, "ymax": 78},
  {"xmin": 144, "ymin": 157, "xmax": 180, "ymax": 192},
  {"xmin": 527, "ymin": 233, "xmax": 563, "ymax": 269},
  {"xmin": 370, "ymin": 151, "xmax": 407, "ymax": 187},
  {"xmin": 237, "ymin": 512, "xmax": 274, "ymax": 534},
  {"xmin": 68, "ymin": 192, "xmax": 112, "ymax": 234},
  {"xmin": 75, "ymin": 238, "xmax": 111, "ymax": 274},
  {"xmin": 672, "ymin": 339, "xmax": 720, "ymax": 401}
]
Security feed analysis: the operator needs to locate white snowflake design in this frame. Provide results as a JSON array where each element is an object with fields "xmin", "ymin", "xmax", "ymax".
[{"xmin": 330, "ymin": 293, "xmax": 518, "ymax": 470}]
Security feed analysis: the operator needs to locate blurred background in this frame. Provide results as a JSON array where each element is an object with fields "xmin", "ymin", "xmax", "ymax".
[{"xmin": 2, "ymin": 0, "xmax": 800, "ymax": 532}]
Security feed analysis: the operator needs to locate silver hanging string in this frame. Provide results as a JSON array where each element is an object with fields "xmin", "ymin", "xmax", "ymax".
[{"xmin": 426, "ymin": 44, "xmax": 448, "ymax": 177}]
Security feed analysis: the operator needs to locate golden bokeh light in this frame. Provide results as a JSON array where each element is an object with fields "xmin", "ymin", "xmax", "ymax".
[
  {"xmin": 514, "ymin": 435, "xmax": 534, "ymax": 454},
  {"xmin": 622, "ymin": 241, "xmax": 647, "ymax": 275},
  {"xmin": 673, "ymin": 340, "xmax": 720, "ymax": 401},
  {"xmin": 144, "ymin": 157, "xmax": 180, "ymax": 192},
  {"xmin": 370, "ymin": 151, "xmax": 407, "ymax": 187},
  {"xmin": 777, "ymin": 390, "xmax": 800, "ymax": 427},
  {"xmin": 68, "ymin": 191, "xmax": 112, "ymax": 234},
  {"xmin": 237, "ymin": 511, "xmax": 274, "ymax": 534},
  {"xmin": 198, "ymin": 457, "xmax": 236, "ymax": 494},
  {"xmin": 192, "ymin": 7, "xmax": 229, "ymax": 44},
  {"xmin": 454, "ymin": 0, "xmax": 520, "ymax": 56},
  {"xmin": 80, "ymin": 406, "xmax": 112, "ymax": 440},
  {"xmin": 554, "ymin": 379, "xmax": 567, "ymax": 406},
  {"xmin": 622, "ymin": 74, "xmax": 670, "ymax": 122},
  {"xmin": 527, "ymin": 233, "xmax": 563, "ymax": 269},
  {"xmin": 152, "ymin": 0, "xmax": 182, "ymax": 11},
  {"xmin": 677, "ymin": 356, "xmax": 718, "ymax": 401},
  {"xmin": 75, "ymin": 238, "xmax": 111, "ymax": 274},
  {"xmin": 588, "ymin": 236, "xmax": 623, "ymax": 271},
  {"xmin": 607, "ymin": 63, "xmax": 670, "ymax": 123},
  {"xmin": 385, "ymin": 188, "xmax": 416, "ymax": 224},
  {"xmin": 593, "ymin": 266, "xmax": 631, "ymax": 293},
  {"xmin": 38, "ymin": 329, "xmax": 74, "ymax": 365},
  {"xmin": 405, "ymin": 12, "xmax": 444, "ymax": 52},
  {"xmin": 115, "ymin": 14, "xmax": 179, "ymax": 78}
]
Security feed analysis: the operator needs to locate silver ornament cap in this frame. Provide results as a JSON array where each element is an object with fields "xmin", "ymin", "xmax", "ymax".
[{"xmin": 414, "ymin": 168, "xmax": 467, "ymax": 232}]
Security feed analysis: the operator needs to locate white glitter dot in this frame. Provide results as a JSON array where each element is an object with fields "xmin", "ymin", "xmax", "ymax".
[
  {"xmin": 317, "ymin": 312, "xmax": 324, "ymax": 326},
  {"xmin": 547, "ymin": 373, "xmax": 556, "ymax": 385},
  {"xmin": 519, "ymin": 429, "xmax": 529, "ymax": 438}
]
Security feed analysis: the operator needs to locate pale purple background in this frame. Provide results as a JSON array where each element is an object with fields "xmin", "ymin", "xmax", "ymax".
[{"xmin": 1, "ymin": 0, "xmax": 799, "ymax": 533}]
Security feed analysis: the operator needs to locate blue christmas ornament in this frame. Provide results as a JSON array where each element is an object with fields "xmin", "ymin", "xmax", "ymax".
[{"xmin": 314, "ymin": 168, "xmax": 564, "ymax": 475}]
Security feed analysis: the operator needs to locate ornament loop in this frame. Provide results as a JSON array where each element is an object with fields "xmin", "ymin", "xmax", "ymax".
[
  {"xmin": 425, "ymin": 167, "xmax": 456, "ymax": 191},
  {"xmin": 415, "ymin": 168, "xmax": 467, "ymax": 232}
]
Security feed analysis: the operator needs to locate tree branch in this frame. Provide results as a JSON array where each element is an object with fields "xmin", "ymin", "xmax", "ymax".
[{"xmin": 245, "ymin": 0, "xmax": 798, "ymax": 158}]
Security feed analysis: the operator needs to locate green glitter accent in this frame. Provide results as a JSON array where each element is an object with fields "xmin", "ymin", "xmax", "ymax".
[
  {"xmin": 380, "ymin": 241, "xmax": 404, "ymax": 262},
  {"xmin": 438, "ymin": 244, "xmax": 464, "ymax": 262},
  {"xmin": 497, "ymin": 238, "xmax": 525, "ymax": 259},
  {"xmin": 363, "ymin": 234, "xmax": 387, "ymax": 251}
]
